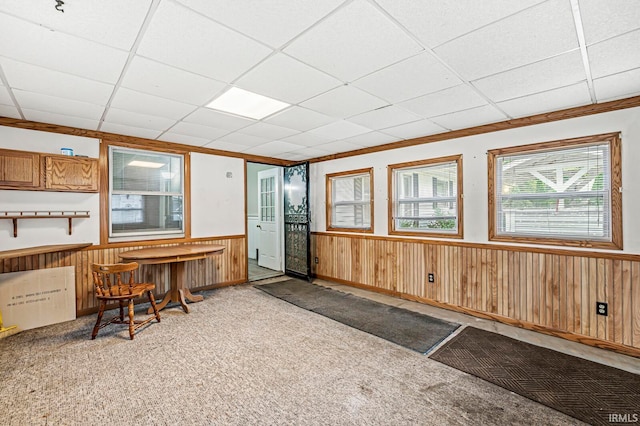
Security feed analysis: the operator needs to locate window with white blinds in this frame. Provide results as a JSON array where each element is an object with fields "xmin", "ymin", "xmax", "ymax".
[
  {"xmin": 109, "ymin": 146, "xmax": 185, "ymax": 241},
  {"xmin": 488, "ymin": 133, "xmax": 622, "ymax": 249},
  {"xmin": 389, "ymin": 155, "xmax": 462, "ymax": 237},
  {"xmin": 326, "ymin": 168, "xmax": 372, "ymax": 232}
]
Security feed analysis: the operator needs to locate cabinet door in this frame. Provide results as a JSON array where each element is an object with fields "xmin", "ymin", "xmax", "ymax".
[
  {"xmin": 0, "ymin": 148, "xmax": 41, "ymax": 188},
  {"xmin": 44, "ymin": 155, "xmax": 99, "ymax": 192}
]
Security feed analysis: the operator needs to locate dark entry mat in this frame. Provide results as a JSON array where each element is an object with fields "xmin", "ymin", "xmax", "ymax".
[
  {"xmin": 255, "ymin": 279, "xmax": 460, "ymax": 354},
  {"xmin": 430, "ymin": 326, "xmax": 640, "ymax": 425}
]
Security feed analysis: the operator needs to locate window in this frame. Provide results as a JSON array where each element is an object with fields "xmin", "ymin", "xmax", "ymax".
[
  {"xmin": 326, "ymin": 168, "xmax": 373, "ymax": 232},
  {"xmin": 488, "ymin": 132, "xmax": 622, "ymax": 249},
  {"xmin": 389, "ymin": 155, "xmax": 462, "ymax": 238},
  {"xmin": 109, "ymin": 146, "xmax": 185, "ymax": 241}
]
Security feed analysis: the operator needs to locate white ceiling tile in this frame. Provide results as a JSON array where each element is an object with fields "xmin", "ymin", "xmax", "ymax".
[
  {"xmin": 158, "ymin": 133, "xmax": 212, "ymax": 147},
  {"xmin": 315, "ymin": 140, "xmax": 367, "ymax": 154},
  {"xmin": 288, "ymin": 147, "xmax": 331, "ymax": 157},
  {"xmin": 238, "ymin": 122, "xmax": 299, "ymax": 140},
  {"xmin": 235, "ymin": 54, "xmax": 341, "ymax": 104},
  {"xmin": 308, "ymin": 120, "xmax": 371, "ymax": 140},
  {"xmin": 214, "ymin": 132, "xmax": 271, "ymax": 148},
  {"xmin": 301, "ymin": 85, "xmax": 387, "ymax": 118},
  {"xmin": 103, "ymin": 108, "xmax": 176, "ymax": 131},
  {"xmin": 202, "ymin": 140, "xmax": 252, "ymax": 153},
  {"xmin": 283, "ymin": 152, "xmax": 311, "ymax": 161},
  {"xmin": 177, "ymin": 0, "xmax": 343, "ymax": 48},
  {"xmin": 0, "ymin": 85, "xmax": 12, "ymax": 105},
  {"xmin": 348, "ymin": 106, "xmax": 422, "ymax": 131},
  {"xmin": 0, "ymin": 13, "xmax": 128, "ymax": 83},
  {"xmin": 352, "ymin": 52, "xmax": 461, "ymax": 103},
  {"xmin": 22, "ymin": 109, "xmax": 99, "ymax": 131},
  {"xmin": 0, "ymin": 0, "xmax": 153, "ymax": 50},
  {"xmin": 244, "ymin": 141, "xmax": 305, "ymax": 156},
  {"xmin": 338, "ymin": 131, "xmax": 401, "ymax": 147},
  {"xmin": 473, "ymin": 51, "xmax": 587, "ymax": 102},
  {"xmin": 579, "ymin": 0, "xmax": 640, "ymax": 45},
  {"xmin": 430, "ymin": 105, "xmax": 508, "ymax": 130},
  {"xmin": 381, "ymin": 119, "xmax": 446, "ymax": 140},
  {"xmin": 13, "ymin": 90, "xmax": 104, "ymax": 120},
  {"xmin": 434, "ymin": 0, "xmax": 579, "ymax": 80},
  {"xmin": 121, "ymin": 56, "xmax": 227, "ymax": 105},
  {"xmin": 0, "ymin": 104, "xmax": 20, "ymax": 119},
  {"xmin": 0, "ymin": 58, "xmax": 113, "ymax": 105},
  {"xmin": 183, "ymin": 108, "xmax": 254, "ymax": 131},
  {"xmin": 137, "ymin": 1, "xmax": 272, "ymax": 83},
  {"xmin": 593, "ymin": 68, "xmax": 640, "ymax": 101},
  {"xmin": 110, "ymin": 88, "xmax": 196, "ymax": 120},
  {"xmin": 284, "ymin": 0, "xmax": 423, "ymax": 81},
  {"xmin": 377, "ymin": 0, "xmax": 545, "ymax": 48},
  {"xmin": 281, "ymin": 132, "xmax": 331, "ymax": 147},
  {"xmin": 399, "ymin": 85, "xmax": 487, "ymax": 118},
  {"xmin": 497, "ymin": 83, "xmax": 592, "ymax": 118},
  {"xmin": 264, "ymin": 107, "xmax": 334, "ymax": 132},
  {"xmin": 588, "ymin": 30, "xmax": 640, "ymax": 79},
  {"xmin": 100, "ymin": 122, "xmax": 162, "ymax": 139},
  {"xmin": 165, "ymin": 122, "xmax": 230, "ymax": 140}
]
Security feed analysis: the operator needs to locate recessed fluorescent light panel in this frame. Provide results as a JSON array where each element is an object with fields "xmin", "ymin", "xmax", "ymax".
[
  {"xmin": 206, "ymin": 87, "xmax": 290, "ymax": 120},
  {"xmin": 128, "ymin": 160, "xmax": 165, "ymax": 168}
]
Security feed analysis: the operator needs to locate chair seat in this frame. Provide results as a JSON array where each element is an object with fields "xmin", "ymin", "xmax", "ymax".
[{"xmin": 95, "ymin": 282, "xmax": 155, "ymax": 300}]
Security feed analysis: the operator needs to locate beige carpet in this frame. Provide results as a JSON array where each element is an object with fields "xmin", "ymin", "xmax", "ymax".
[{"xmin": 0, "ymin": 283, "xmax": 582, "ymax": 425}]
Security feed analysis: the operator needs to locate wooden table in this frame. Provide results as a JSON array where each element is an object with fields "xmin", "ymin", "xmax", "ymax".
[{"xmin": 119, "ymin": 244, "xmax": 225, "ymax": 313}]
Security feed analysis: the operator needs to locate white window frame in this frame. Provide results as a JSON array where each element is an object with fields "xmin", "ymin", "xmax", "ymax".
[{"xmin": 326, "ymin": 168, "xmax": 373, "ymax": 233}]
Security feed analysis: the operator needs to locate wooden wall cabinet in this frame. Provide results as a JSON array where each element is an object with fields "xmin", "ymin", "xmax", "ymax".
[{"xmin": 0, "ymin": 148, "xmax": 99, "ymax": 192}]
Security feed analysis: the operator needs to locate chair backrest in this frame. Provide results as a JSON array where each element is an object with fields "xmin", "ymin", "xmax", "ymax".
[{"xmin": 91, "ymin": 262, "xmax": 139, "ymax": 298}]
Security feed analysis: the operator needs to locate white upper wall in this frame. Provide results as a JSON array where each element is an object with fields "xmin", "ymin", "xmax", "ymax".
[{"xmin": 310, "ymin": 106, "xmax": 640, "ymax": 254}]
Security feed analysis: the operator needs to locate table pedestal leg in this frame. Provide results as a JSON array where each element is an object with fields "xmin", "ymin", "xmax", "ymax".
[{"xmin": 147, "ymin": 262, "xmax": 201, "ymax": 314}]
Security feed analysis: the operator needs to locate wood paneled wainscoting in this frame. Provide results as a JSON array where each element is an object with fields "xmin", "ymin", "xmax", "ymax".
[
  {"xmin": 0, "ymin": 236, "xmax": 247, "ymax": 317},
  {"xmin": 312, "ymin": 232, "xmax": 640, "ymax": 358}
]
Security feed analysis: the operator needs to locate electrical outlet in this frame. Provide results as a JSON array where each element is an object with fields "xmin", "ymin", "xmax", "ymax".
[
  {"xmin": 314, "ymin": 257, "xmax": 319, "ymax": 264},
  {"xmin": 428, "ymin": 273, "xmax": 435, "ymax": 283},
  {"xmin": 596, "ymin": 302, "xmax": 608, "ymax": 316}
]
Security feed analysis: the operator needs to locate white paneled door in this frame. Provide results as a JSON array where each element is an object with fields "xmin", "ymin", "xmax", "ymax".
[{"xmin": 257, "ymin": 168, "xmax": 282, "ymax": 271}]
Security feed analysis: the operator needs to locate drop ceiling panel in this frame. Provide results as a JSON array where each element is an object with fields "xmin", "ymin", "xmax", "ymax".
[
  {"xmin": 176, "ymin": 0, "xmax": 343, "ymax": 48},
  {"xmin": 0, "ymin": 85, "xmax": 12, "ymax": 105},
  {"xmin": 203, "ymin": 140, "xmax": 252, "ymax": 153},
  {"xmin": 579, "ymin": 0, "xmax": 640, "ymax": 45},
  {"xmin": 103, "ymin": 108, "xmax": 176, "ymax": 131},
  {"xmin": 352, "ymin": 52, "xmax": 461, "ymax": 103},
  {"xmin": 399, "ymin": 84, "xmax": 487, "ymax": 118},
  {"xmin": 434, "ymin": 0, "xmax": 579, "ymax": 80},
  {"xmin": 497, "ymin": 82, "xmax": 592, "ymax": 118},
  {"xmin": 158, "ymin": 132, "xmax": 212, "ymax": 147},
  {"xmin": 136, "ymin": 1, "xmax": 272, "ymax": 83},
  {"xmin": 13, "ymin": 90, "xmax": 104, "ymax": 120},
  {"xmin": 284, "ymin": 0, "xmax": 423, "ymax": 81},
  {"xmin": 593, "ymin": 68, "xmax": 640, "ymax": 101},
  {"xmin": 472, "ymin": 51, "xmax": 587, "ymax": 102},
  {"xmin": 338, "ymin": 131, "xmax": 401, "ymax": 147},
  {"xmin": 308, "ymin": 120, "xmax": 371, "ymax": 140},
  {"xmin": 214, "ymin": 132, "xmax": 271, "ymax": 148},
  {"xmin": 235, "ymin": 54, "xmax": 341, "ymax": 104},
  {"xmin": 110, "ymin": 88, "xmax": 196, "ymax": 120},
  {"xmin": 377, "ymin": 0, "xmax": 545, "ymax": 48},
  {"xmin": 301, "ymin": 85, "xmax": 387, "ymax": 118},
  {"xmin": 264, "ymin": 107, "xmax": 334, "ymax": 132},
  {"xmin": 0, "ymin": 1, "xmax": 153, "ymax": 50},
  {"xmin": 100, "ymin": 122, "xmax": 163, "ymax": 140},
  {"xmin": 0, "ymin": 13, "xmax": 128, "ymax": 83},
  {"xmin": 121, "ymin": 56, "xmax": 227, "ymax": 105},
  {"xmin": 315, "ymin": 140, "xmax": 367, "ymax": 154},
  {"xmin": 381, "ymin": 119, "xmax": 446, "ymax": 139},
  {"xmin": 0, "ymin": 58, "xmax": 113, "ymax": 105},
  {"xmin": 183, "ymin": 108, "xmax": 254, "ymax": 131},
  {"xmin": 286, "ymin": 147, "xmax": 332, "ymax": 159},
  {"xmin": 348, "ymin": 106, "xmax": 422, "ymax": 131},
  {"xmin": 588, "ymin": 30, "xmax": 640, "ymax": 79},
  {"xmin": 243, "ymin": 141, "xmax": 305, "ymax": 156},
  {"xmin": 281, "ymin": 132, "xmax": 331, "ymax": 147},
  {"xmin": 0, "ymin": 104, "xmax": 20, "ymax": 119},
  {"xmin": 238, "ymin": 122, "xmax": 299, "ymax": 140},
  {"xmin": 22, "ymin": 109, "xmax": 99, "ymax": 131},
  {"xmin": 166, "ymin": 122, "xmax": 230, "ymax": 140},
  {"xmin": 430, "ymin": 105, "xmax": 508, "ymax": 130}
]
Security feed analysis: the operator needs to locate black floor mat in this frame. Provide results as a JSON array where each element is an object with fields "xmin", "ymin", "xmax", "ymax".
[
  {"xmin": 255, "ymin": 279, "xmax": 460, "ymax": 354},
  {"xmin": 430, "ymin": 326, "xmax": 640, "ymax": 426}
]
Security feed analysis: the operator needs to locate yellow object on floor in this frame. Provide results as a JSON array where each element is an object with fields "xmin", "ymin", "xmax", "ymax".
[{"xmin": 0, "ymin": 309, "xmax": 20, "ymax": 339}]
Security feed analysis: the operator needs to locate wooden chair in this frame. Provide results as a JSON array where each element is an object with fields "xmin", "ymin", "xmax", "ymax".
[{"xmin": 90, "ymin": 262, "xmax": 160, "ymax": 340}]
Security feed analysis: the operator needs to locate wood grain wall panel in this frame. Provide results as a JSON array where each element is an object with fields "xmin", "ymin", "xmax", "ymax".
[
  {"xmin": 312, "ymin": 233, "xmax": 640, "ymax": 355},
  {"xmin": 0, "ymin": 236, "xmax": 247, "ymax": 316}
]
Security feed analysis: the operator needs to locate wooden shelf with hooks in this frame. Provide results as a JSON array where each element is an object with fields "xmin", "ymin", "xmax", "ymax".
[{"xmin": 0, "ymin": 211, "xmax": 90, "ymax": 237}]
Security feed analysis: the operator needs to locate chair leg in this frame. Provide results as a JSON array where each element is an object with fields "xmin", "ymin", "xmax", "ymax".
[
  {"xmin": 92, "ymin": 301, "xmax": 106, "ymax": 340},
  {"xmin": 119, "ymin": 301, "xmax": 125, "ymax": 321},
  {"xmin": 148, "ymin": 291, "xmax": 161, "ymax": 322},
  {"xmin": 128, "ymin": 299, "xmax": 135, "ymax": 340}
]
